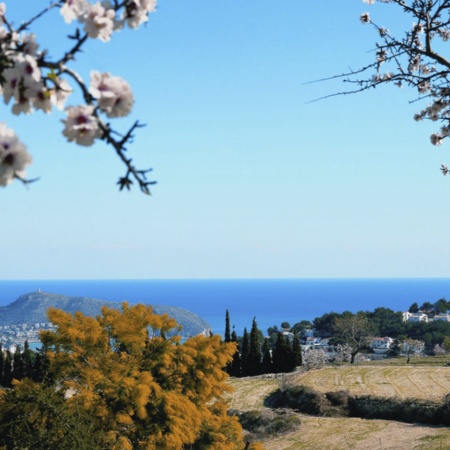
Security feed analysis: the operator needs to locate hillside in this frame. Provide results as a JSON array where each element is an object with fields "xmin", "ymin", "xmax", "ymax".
[{"xmin": 0, "ymin": 291, "xmax": 211, "ymax": 337}]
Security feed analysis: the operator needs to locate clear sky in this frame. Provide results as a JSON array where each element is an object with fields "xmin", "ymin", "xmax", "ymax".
[{"xmin": 1, "ymin": 0, "xmax": 449, "ymax": 280}]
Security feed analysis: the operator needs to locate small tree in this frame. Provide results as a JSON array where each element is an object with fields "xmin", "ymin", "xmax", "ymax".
[
  {"xmin": 225, "ymin": 309, "xmax": 231, "ymax": 343},
  {"xmin": 229, "ymin": 327, "xmax": 241, "ymax": 377},
  {"xmin": 261, "ymin": 338, "xmax": 273, "ymax": 374},
  {"xmin": 333, "ymin": 313, "xmax": 373, "ymax": 364},
  {"xmin": 240, "ymin": 327, "xmax": 250, "ymax": 376},
  {"xmin": 292, "ymin": 330, "xmax": 302, "ymax": 367},
  {"xmin": 247, "ymin": 318, "xmax": 263, "ymax": 376}
]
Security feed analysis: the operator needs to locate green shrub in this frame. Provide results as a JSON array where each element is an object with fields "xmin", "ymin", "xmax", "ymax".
[{"xmin": 231, "ymin": 409, "xmax": 300, "ymax": 436}]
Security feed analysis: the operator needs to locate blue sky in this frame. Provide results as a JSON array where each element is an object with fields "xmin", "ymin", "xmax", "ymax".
[{"xmin": 1, "ymin": 0, "xmax": 450, "ymax": 279}]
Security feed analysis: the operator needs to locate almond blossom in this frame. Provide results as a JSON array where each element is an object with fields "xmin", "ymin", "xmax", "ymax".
[
  {"xmin": 89, "ymin": 71, "xmax": 134, "ymax": 118},
  {"xmin": 0, "ymin": 0, "xmax": 158, "ymax": 193},
  {"xmin": 80, "ymin": 2, "xmax": 115, "ymax": 42},
  {"xmin": 60, "ymin": 0, "xmax": 86, "ymax": 24},
  {"xmin": 62, "ymin": 105, "xmax": 102, "ymax": 146},
  {"xmin": 0, "ymin": 123, "xmax": 32, "ymax": 186}
]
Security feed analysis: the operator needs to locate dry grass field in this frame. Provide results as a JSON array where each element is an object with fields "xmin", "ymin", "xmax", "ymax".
[
  {"xmin": 228, "ymin": 360, "xmax": 450, "ymax": 449},
  {"xmin": 291, "ymin": 365, "xmax": 450, "ymax": 400}
]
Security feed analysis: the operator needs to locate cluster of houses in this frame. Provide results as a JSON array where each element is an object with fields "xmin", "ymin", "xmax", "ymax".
[
  {"xmin": 278, "ymin": 309, "xmax": 439, "ymax": 358},
  {"xmin": 402, "ymin": 311, "xmax": 450, "ymax": 322},
  {"xmin": 0, "ymin": 322, "xmax": 56, "ymax": 352}
]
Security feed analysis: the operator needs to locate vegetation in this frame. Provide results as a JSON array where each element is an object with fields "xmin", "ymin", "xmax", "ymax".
[
  {"xmin": 0, "ymin": 304, "xmax": 262, "ymax": 450},
  {"xmin": 226, "ymin": 313, "xmax": 302, "ymax": 377}
]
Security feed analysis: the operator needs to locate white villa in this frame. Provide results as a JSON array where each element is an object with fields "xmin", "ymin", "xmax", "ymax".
[
  {"xmin": 369, "ymin": 337, "xmax": 394, "ymax": 354},
  {"xmin": 402, "ymin": 312, "xmax": 429, "ymax": 322}
]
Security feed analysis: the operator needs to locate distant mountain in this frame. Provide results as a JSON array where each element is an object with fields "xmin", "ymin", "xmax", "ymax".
[{"xmin": 0, "ymin": 291, "xmax": 212, "ymax": 337}]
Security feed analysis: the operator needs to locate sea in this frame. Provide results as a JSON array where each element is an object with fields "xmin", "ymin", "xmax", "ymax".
[{"xmin": 1, "ymin": 278, "xmax": 450, "ymax": 337}]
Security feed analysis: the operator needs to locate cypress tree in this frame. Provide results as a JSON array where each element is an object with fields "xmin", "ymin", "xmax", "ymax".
[
  {"xmin": 261, "ymin": 338, "xmax": 273, "ymax": 374},
  {"xmin": 3, "ymin": 350, "xmax": 13, "ymax": 387},
  {"xmin": 293, "ymin": 330, "xmax": 302, "ymax": 367},
  {"xmin": 272, "ymin": 333, "xmax": 296, "ymax": 374},
  {"xmin": 22, "ymin": 340, "xmax": 34, "ymax": 378},
  {"xmin": 240, "ymin": 328, "xmax": 250, "ymax": 376},
  {"xmin": 0, "ymin": 343, "xmax": 4, "ymax": 385},
  {"xmin": 230, "ymin": 328, "xmax": 241, "ymax": 377},
  {"xmin": 12, "ymin": 345, "xmax": 25, "ymax": 381},
  {"xmin": 247, "ymin": 318, "xmax": 262, "ymax": 376},
  {"xmin": 224, "ymin": 310, "xmax": 231, "ymax": 343}
]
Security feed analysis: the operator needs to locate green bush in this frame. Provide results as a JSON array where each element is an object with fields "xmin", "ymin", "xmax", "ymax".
[{"xmin": 231, "ymin": 409, "xmax": 300, "ymax": 436}]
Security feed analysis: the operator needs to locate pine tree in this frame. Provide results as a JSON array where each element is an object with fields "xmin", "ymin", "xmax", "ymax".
[
  {"xmin": 247, "ymin": 318, "xmax": 262, "ymax": 376},
  {"xmin": 261, "ymin": 338, "xmax": 273, "ymax": 374},
  {"xmin": 293, "ymin": 329, "xmax": 303, "ymax": 367},
  {"xmin": 225, "ymin": 309, "xmax": 231, "ymax": 343}
]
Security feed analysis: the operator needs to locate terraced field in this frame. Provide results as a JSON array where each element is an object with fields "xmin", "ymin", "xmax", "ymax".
[{"xmin": 228, "ymin": 361, "xmax": 450, "ymax": 449}]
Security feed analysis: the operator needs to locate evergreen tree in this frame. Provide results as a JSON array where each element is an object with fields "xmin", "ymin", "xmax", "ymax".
[
  {"xmin": 0, "ymin": 343, "xmax": 4, "ymax": 385},
  {"xmin": 240, "ymin": 327, "xmax": 250, "ymax": 376},
  {"xmin": 225, "ymin": 310, "xmax": 231, "ymax": 343},
  {"xmin": 12, "ymin": 345, "xmax": 25, "ymax": 381},
  {"xmin": 261, "ymin": 338, "xmax": 273, "ymax": 374},
  {"xmin": 230, "ymin": 328, "xmax": 241, "ymax": 377},
  {"xmin": 3, "ymin": 350, "xmax": 13, "ymax": 387},
  {"xmin": 293, "ymin": 329, "xmax": 302, "ymax": 367},
  {"xmin": 247, "ymin": 318, "xmax": 262, "ymax": 376},
  {"xmin": 272, "ymin": 333, "xmax": 296, "ymax": 374},
  {"xmin": 22, "ymin": 340, "xmax": 34, "ymax": 379}
]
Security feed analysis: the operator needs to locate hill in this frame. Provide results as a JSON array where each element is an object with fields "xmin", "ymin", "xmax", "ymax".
[{"xmin": 0, "ymin": 291, "xmax": 211, "ymax": 337}]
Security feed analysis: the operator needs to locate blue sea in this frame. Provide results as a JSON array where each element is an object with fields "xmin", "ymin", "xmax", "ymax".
[{"xmin": 1, "ymin": 279, "xmax": 450, "ymax": 337}]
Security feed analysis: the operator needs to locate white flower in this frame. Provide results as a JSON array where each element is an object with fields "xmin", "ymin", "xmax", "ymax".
[
  {"xmin": 440, "ymin": 29, "xmax": 450, "ymax": 41},
  {"xmin": 0, "ymin": 123, "xmax": 32, "ymax": 186},
  {"xmin": 51, "ymin": 78, "xmax": 72, "ymax": 110},
  {"xmin": 360, "ymin": 12, "xmax": 370, "ymax": 24},
  {"xmin": 33, "ymin": 89, "xmax": 53, "ymax": 113},
  {"xmin": 121, "ymin": 0, "xmax": 157, "ymax": 29},
  {"xmin": 417, "ymin": 81, "xmax": 430, "ymax": 94},
  {"xmin": 62, "ymin": 105, "xmax": 102, "ymax": 146},
  {"xmin": 60, "ymin": 0, "xmax": 86, "ymax": 24},
  {"xmin": 412, "ymin": 22, "xmax": 424, "ymax": 34},
  {"xmin": 81, "ymin": 2, "xmax": 115, "ymax": 42},
  {"xmin": 362, "ymin": 0, "xmax": 375, "ymax": 4},
  {"xmin": 442, "ymin": 126, "xmax": 450, "ymax": 136},
  {"xmin": 431, "ymin": 133, "xmax": 444, "ymax": 146},
  {"xmin": 21, "ymin": 33, "xmax": 39, "ymax": 56},
  {"xmin": 89, "ymin": 71, "xmax": 134, "ymax": 117},
  {"xmin": 409, "ymin": 55, "xmax": 420, "ymax": 72},
  {"xmin": 0, "ymin": 3, "xmax": 5, "ymax": 25}
]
